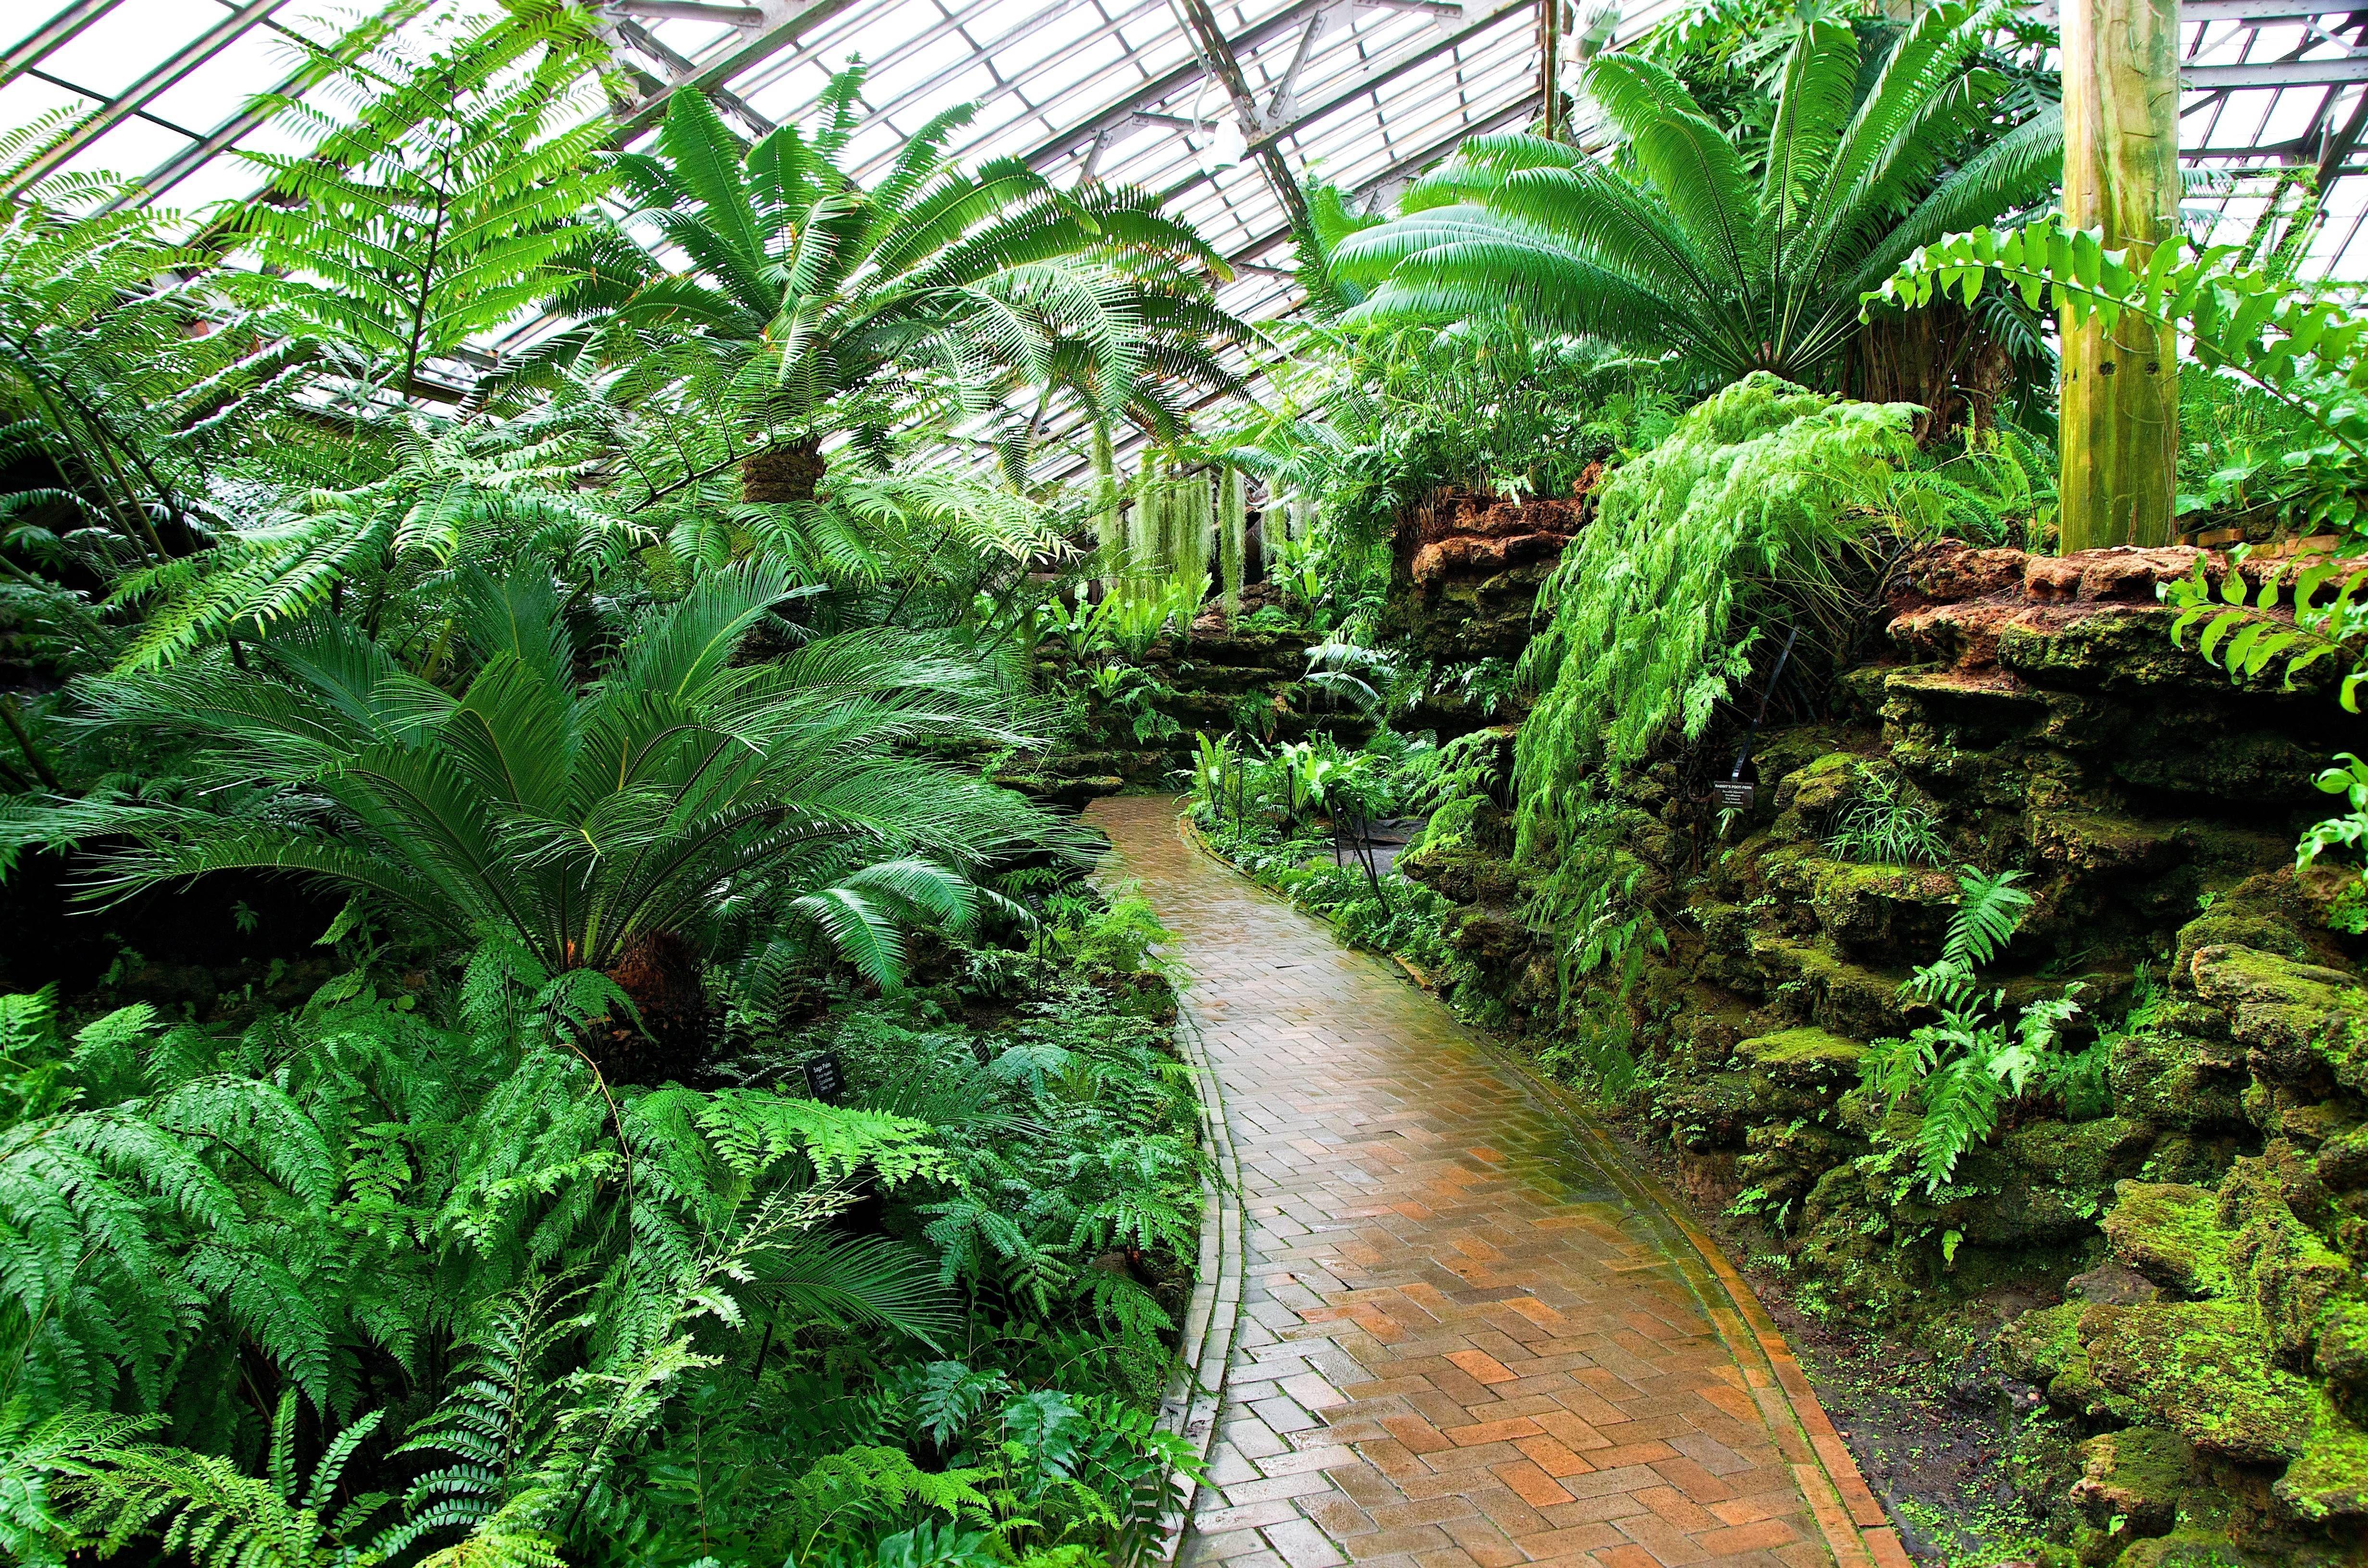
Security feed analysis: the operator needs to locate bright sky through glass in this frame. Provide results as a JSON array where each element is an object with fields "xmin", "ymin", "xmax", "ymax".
[{"xmin": 6, "ymin": 0, "xmax": 2365, "ymax": 424}]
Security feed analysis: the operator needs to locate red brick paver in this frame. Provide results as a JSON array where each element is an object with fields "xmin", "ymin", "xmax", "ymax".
[{"xmin": 1089, "ymin": 796, "xmax": 1893, "ymax": 1568}]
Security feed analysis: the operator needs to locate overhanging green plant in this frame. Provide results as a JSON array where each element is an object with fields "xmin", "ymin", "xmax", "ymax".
[{"xmin": 1514, "ymin": 374, "xmax": 1915, "ymax": 850}]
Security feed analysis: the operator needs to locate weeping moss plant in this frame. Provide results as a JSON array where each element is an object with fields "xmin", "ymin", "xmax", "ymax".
[
  {"xmin": 1513, "ymin": 371, "xmax": 1916, "ymax": 876},
  {"xmin": 1218, "ymin": 466, "xmax": 1246, "ymax": 615}
]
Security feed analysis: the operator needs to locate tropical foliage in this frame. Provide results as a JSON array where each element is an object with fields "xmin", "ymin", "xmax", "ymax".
[
  {"xmin": 0, "ymin": 8, "xmax": 1250, "ymax": 1563},
  {"xmin": 1329, "ymin": 1, "xmax": 2060, "ymax": 391},
  {"xmin": 1871, "ymin": 210, "xmax": 2368, "ymax": 536}
]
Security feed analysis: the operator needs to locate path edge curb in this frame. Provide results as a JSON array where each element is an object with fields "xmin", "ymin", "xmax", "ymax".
[
  {"xmin": 1176, "ymin": 802, "xmax": 1912, "ymax": 1568},
  {"xmin": 1136, "ymin": 817, "xmax": 1248, "ymax": 1568}
]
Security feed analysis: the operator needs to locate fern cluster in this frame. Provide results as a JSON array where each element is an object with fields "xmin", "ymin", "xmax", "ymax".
[{"xmin": 0, "ymin": 938, "xmax": 1204, "ymax": 1567}]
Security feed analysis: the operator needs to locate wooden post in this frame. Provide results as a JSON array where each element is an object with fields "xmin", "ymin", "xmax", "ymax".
[
  {"xmin": 2059, "ymin": 0, "xmax": 2181, "ymax": 551},
  {"xmin": 1539, "ymin": 0, "xmax": 1561, "ymax": 140}
]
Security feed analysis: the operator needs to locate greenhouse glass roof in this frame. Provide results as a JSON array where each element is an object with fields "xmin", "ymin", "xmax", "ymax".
[{"xmin": 6, "ymin": 0, "xmax": 2366, "ymax": 350}]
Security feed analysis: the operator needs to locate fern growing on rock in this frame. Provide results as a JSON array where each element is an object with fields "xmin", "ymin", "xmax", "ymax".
[{"xmin": 1860, "ymin": 870, "xmax": 2091, "ymax": 1198}]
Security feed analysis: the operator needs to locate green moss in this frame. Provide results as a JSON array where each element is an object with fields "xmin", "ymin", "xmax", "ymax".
[
  {"xmin": 2316, "ymin": 1299, "xmax": 2368, "ymax": 1402},
  {"xmin": 1747, "ymin": 934, "xmax": 1916, "ymax": 1038},
  {"xmin": 2071, "ymin": 1427, "xmax": 2191, "ymax": 1537},
  {"xmin": 2084, "ymin": 1299, "xmax": 2315, "ymax": 1464},
  {"xmin": 2274, "ymin": 1391, "xmax": 2368, "ymax": 1522},
  {"xmin": 2027, "ymin": 809, "xmax": 2181, "ymax": 874},
  {"xmin": 2108, "ymin": 1030, "xmax": 2248, "ymax": 1133},
  {"xmin": 1767, "ymin": 752, "xmax": 1866, "ymax": 845},
  {"xmin": 2187, "ymin": 945, "xmax": 2368, "ymax": 1092},
  {"xmin": 1734, "ymin": 1025, "xmax": 1865, "ymax": 1086},
  {"xmin": 2104, "ymin": 1181, "xmax": 2235, "ymax": 1297},
  {"xmin": 1798, "ymin": 858, "xmax": 1958, "ymax": 949},
  {"xmin": 2001, "ymin": 1303, "xmax": 2147, "ymax": 1423},
  {"xmin": 2222, "ymin": 1180, "xmax": 2351, "ymax": 1364}
]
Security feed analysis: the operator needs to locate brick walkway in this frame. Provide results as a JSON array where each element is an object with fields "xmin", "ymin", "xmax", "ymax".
[{"xmin": 1086, "ymin": 796, "xmax": 1911, "ymax": 1568}]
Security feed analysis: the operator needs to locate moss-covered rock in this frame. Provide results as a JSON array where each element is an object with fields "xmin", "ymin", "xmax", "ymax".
[
  {"xmin": 1794, "ymin": 858, "xmax": 1960, "ymax": 951},
  {"xmin": 2110, "ymin": 1028, "xmax": 2250, "ymax": 1132},
  {"xmin": 2188, "ymin": 944, "xmax": 2368, "ymax": 1092},
  {"xmin": 1397, "ymin": 843, "xmax": 1521, "ymax": 905},
  {"xmin": 2002, "ymin": 1301, "xmax": 2147, "ymax": 1422},
  {"xmin": 1733, "ymin": 1025, "xmax": 1866, "ymax": 1089},
  {"xmin": 1654, "ymin": 1069, "xmax": 1760, "ymax": 1152},
  {"xmin": 2029, "ymin": 811, "xmax": 2183, "ymax": 876},
  {"xmin": 2105, "ymin": 1182, "xmax": 2236, "ymax": 1296},
  {"xmin": 2275, "ymin": 1393, "xmax": 2368, "ymax": 1522},
  {"xmin": 1769, "ymin": 752, "xmax": 1868, "ymax": 844},
  {"xmin": 2314, "ymin": 1126, "xmax": 2368, "ymax": 1193},
  {"xmin": 2084, "ymin": 1299, "xmax": 2315, "ymax": 1463},
  {"xmin": 1748, "ymin": 934, "xmax": 1917, "ymax": 1039},
  {"xmin": 2071, "ymin": 1427, "xmax": 2193, "ymax": 1538}
]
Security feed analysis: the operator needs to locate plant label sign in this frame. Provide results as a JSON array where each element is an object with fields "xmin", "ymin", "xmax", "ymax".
[
  {"xmin": 802, "ymin": 1051, "xmax": 845, "ymax": 1103},
  {"xmin": 1713, "ymin": 779, "xmax": 1756, "ymax": 810}
]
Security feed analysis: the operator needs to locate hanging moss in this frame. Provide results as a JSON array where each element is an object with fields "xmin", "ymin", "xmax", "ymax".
[
  {"xmin": 1217, "ymin": 466, "xmax": 1246, "ymax": 616},
  {"xmin": 1170, "ymin": 468, "xmax": 1211, "ymax": 609},
  {"xmin": 1124, "ymin": 464, "xmax": 1162, "ymax": 596}
]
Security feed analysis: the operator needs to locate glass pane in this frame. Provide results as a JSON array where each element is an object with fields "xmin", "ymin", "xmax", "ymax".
[{"xmin": 38, "ymin": 0, "xmax": 232, "ymax": 99}]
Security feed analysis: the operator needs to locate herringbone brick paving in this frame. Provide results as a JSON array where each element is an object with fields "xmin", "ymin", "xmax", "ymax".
[{"xmin": 1087, "ymin": 796, "xmax": 1909, "ymax": 1568}]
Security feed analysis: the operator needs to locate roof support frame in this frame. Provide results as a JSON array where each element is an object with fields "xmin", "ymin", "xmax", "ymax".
[
  {"xmin": 1170, "ymin": 0, "xmax": 1317, "ymax": 241},
  {"xmin": 1, "ymin": 0, "xmax": 120, "ymax": 81},
  {"xmin": 1244, "ymin": 0, "xmax": 1536, "ymax": 154},
  {"xmin": 602, "ymin": 0, "xmax": 867, "ymax": 133},
  {"xmin": 4, "ymin": 0, "xmax": 293, "ymax": 198}
]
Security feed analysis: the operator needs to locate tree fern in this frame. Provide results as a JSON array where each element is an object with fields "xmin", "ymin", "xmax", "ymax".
[{"xmin": 219, "ymin": 5, "xmax": 611, "ymax": 403}]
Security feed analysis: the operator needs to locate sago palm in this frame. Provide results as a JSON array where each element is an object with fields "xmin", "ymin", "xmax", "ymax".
[
  {"xmin": 1330, "ymin": 0, "xmax": 2060, "ymax": 391},
  {"xmin": 48, "ymin": 563, "xmax": 1076, "ymax": 1078},
  {"xmin": 559, "ymin": 64, "xmax": 1238, "ymax": 503}
]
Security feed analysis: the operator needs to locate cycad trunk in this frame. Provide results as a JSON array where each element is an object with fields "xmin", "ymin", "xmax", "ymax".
[
  {"xmin": 597, "ymin": 931, "xmax": 710, "ymax": 1083},
  {"xmin": 2059, "ymin": 0, "xmax": 2179, "ymax": 551},
  {"xmin": 741, "ymin": 437, "xmax": 827, "ymax": 505},
  {"xmin": 1850, "ymin": 299, "xmax": 2010, "ymax": 444}
]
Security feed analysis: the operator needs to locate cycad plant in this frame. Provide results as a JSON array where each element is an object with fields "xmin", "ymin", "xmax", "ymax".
[
  {"xmin": 563, "ymin": 65, "xmax": 1237, "ymax": 504},
  {"xmin": 42, "ymin": 564, "xmax": 1075, "ymax": 1078},
  {"xmin": 1329, "ymin": 0, "xmax": 2060, "ymax": 395}
]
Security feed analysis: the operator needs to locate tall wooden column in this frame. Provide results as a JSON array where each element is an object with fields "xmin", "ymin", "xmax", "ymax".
[
  {"xmin": 1540, "ymin": 0, "xmax": 1561, "ymax": 139},
  {"xmin": 2060, "ymin": 0, "xmax": 2181, "ymax": 551}
]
